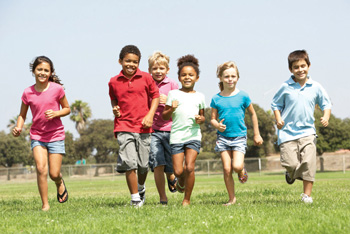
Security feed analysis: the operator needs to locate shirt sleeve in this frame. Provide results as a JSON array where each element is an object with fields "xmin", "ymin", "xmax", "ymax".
[
  {"xmin": 166, "ymin": 90, "xmax": 174, "ymax": 106},
  {"xmin": 199, "ymin": 93, "xmax": 206, "ymax": 109},
  {"xmin": 21, "ymin": 91, "xmax": 28, "ymax": 105},
  {"xmin": 58, "ymin": 85, "xmax": 65, "ymax": 100},
  {"xmin": 271, "ymin": 84, "xmax": 286, "ymax": 111},
  {"xmin": 210, "ymin": 96, "xmax": 217, "ymax": 109},
  {"xmin": 316, "ymin": 84, "xmax": 332, "ymax": 110},
  {"xmin": 108, "ymin": 80, "xmax": 117, "ymax": 101},
  {"xmin": 243, "ymin": 92, "xmax": 251, "ymax": 109},
  {"xmin": 148, "ymin": 75, "xmax": 160, "ymax": 99}
]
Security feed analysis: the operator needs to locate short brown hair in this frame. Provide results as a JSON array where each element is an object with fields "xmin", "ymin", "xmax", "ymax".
[{"xmin": 288, "ymin": 50, "xmax": 311, "ymax": 70}]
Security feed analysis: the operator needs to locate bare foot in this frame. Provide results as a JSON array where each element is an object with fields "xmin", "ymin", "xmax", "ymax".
[
  {"xmin": 182, "ymin": 200, "xmax": 190, "ymax": 207},
  {"xmin": 223, "ymin": 197, "xmax": 236, "ymax": 206},
  {"xmin": 42, "ymin": 205, "xmax": 50, "ymax": 211}
]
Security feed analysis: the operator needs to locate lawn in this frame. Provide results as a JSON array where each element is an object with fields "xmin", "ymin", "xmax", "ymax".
[{"xmin": 1, "ymin": 171, "xmax": 349, "ymax": 234}]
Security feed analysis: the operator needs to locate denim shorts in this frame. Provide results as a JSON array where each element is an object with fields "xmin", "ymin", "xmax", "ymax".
[
  {"xmin": 149, "ymin": 130, "xmax": 173, "ymax": 173},
  {"xmin": 171, "ymin": 140, "xmax": 201, "ymax": 155},
  {"xmin": 31, "ymin": 140, "xmax": 66, "ymax": 154},
  {"xmin": 215, "ymin": 134, "xmax": 247, "ymax": 154}
]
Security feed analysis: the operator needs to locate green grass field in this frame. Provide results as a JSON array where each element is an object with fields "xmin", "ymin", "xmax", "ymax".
[{"xmin": 1, "ymin": 171, "xmax": 350, "ymax": 234}]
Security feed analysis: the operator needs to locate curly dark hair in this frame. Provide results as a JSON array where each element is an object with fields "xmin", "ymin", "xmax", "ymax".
[
  {"xmin": 30, "ymin": 56, "xmax": 63, "ymax": 86},
  {"xmin": 119, "ymin": 45, "xmax": 141, "ymax": 62},
  {"xmin": 177, "ymin": 54, "xmax": 200, "ymax": 77}
]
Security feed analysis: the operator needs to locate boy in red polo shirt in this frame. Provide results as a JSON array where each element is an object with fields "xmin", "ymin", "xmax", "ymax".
[{"xmin": 108, "ymin": 45, "xmax": 160, "ymax": 207}]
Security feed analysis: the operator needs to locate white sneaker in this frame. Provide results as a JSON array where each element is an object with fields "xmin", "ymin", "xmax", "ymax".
[
  {"xmin": 301, "ymin": 193, "xmax": 313, "ymax": 204},
  {"xmin": 138, "ymin": 187, "xmax": 146, "ymax": 203},
  {"xmin": 130, "ymin": 199, "xmax": 144, "ymax": 208}
]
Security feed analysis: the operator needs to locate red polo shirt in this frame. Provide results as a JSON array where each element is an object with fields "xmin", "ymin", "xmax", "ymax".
[{"xmin": 108, "ymin": 69, "xmax": 159, "ymax": 134}]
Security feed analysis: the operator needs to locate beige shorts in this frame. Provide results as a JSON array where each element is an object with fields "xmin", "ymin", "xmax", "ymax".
[
  {"xmin": 280, "ymin": 135, "xmax": 317, "ymax": 181},
  {"xmin": 116, "ymin": 132, "xmax": 151, "ymax": 174}
]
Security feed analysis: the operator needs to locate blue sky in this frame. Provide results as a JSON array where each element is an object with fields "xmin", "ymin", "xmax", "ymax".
[{"xmin": 1, "ymin": 0, "xmax": 349, "ymax": 137}]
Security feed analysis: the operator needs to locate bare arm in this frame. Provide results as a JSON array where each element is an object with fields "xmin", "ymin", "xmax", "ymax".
[
  {"xmin": 162, "ymin": 100, "xmax": 178, "ymax": 120},
  {"xmin": 210, "ymin": 108, "xmax": 226, "ymax": 132},
  {"xmin": 195, "ymin": 108, "xmax": 205, "ymax": 124},
  {"xmin": 12, "ymin": 102, "xmax": 29, "ymax": 137},
  {"xmin": 45, "ymin": 95, "xmax": 71, "ymax": 119},
  {"xmin": 320, "ymin": 109, "xmax": 331, "ymax": 127},
  {"xmin": 273, "ymin": 109, "xmax": 284, "ymax": 130},
  {"xmin": 247, "ymin": 104, "xmax": 263, "ymax": 146},
  {"xmin": 142, "ymin": 97, "xmax": 160, "ymax": 128}
]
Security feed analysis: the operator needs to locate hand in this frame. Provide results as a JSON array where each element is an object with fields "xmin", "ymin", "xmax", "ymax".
[
  {"xmin": 159, "ymin": 94, "xmax": 167, "ymax": 104},
  {"xmin": 195, "ymin": 115, "xmax": 203, "ymax": 124},
  {"xmin": 276, "ymin": 120, "xmax": 285, "ymax": 129},
  {"xmin": 45, "ymin": 110, "xmax": 57, "ymax": 120},
  {"xmin": 12, "ymin": 127, "xmax": 22, "ymax": 137},
  {"xmin": 320, "ymin": 116, "xmax": 329, "ymax": 127},
  {"xmin": 253, "ymin": 135, "xmax": 263, "ymax": 146},
  {"xmin": 217, "ymin": 119, "xmax": 226, "ymax": 132},
  {"xmin": 142, "ymin": 113, "xmax": 153, "ymax": 128},
  {"xmin": 113, "ymin": 105, "xmax": 121, "ymax": 117},
  {"xmin": 172, "ymin": 100, "xmax": 178, "ymax": 110}
]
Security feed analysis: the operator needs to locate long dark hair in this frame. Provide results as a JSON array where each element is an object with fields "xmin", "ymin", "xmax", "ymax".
[{"xmin": 30, "ymin": 56, "xmax": 63, "ymax": 86}]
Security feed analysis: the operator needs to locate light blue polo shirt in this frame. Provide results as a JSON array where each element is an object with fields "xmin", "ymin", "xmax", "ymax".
[{"xmin": 271, "ymin": 76, "xmax": 332, "ymax": 145}]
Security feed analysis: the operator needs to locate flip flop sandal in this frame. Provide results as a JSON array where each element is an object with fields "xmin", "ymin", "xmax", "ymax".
[
  {"xmin": 57, "ymin": 179, "xmax": 68, "ymax": 203},
  {"xmin": 160, "ymin": 201, "xmax": 168, "ymax": 205},
  {"xmin": 167, "ymin": 177, "xmax": 178, "ymax": 193},
  {"xmin": 238, "ymin": 167, "xmax": 248, "ymax": 184}
]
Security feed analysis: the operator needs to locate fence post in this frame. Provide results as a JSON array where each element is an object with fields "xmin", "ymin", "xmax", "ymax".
[
  {"xmin": 258, "ymin": 158, "xmax": 261, "ymax": 176},
  {"xmin": 343, "ymin": 155, "xmax": 346, "ymax": 174},
  {"xmin": 207, "ymin": 160, "xmax": 210, "ymax": 177}
]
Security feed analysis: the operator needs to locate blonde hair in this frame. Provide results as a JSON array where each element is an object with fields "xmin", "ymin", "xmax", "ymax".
[
  {"xmin": 216, "ymin": 61, "xmax": 239, "ymax": 91},
  {"xmin": 148, "ymin": 51, "xmax": 170, "ymax": 69}
]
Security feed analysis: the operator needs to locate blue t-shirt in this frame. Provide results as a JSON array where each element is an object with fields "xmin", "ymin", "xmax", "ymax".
[
  {"xmin": 271, "ymin": 76, "xmax": 332, "ymax": 145},
  {"xmin": 210, "ymin": 90, "xmax": 251, "ymax": 138}
]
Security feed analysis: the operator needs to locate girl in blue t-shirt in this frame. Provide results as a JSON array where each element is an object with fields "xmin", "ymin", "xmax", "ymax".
[{"xmin": 210, "ymin": 61, "xmax": 263, "ymax": 206}]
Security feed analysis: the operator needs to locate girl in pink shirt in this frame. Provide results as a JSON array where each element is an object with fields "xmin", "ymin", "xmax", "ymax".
[{"xmin": 13, "ymin": 56, "xmax": 71, "ymax": 211}]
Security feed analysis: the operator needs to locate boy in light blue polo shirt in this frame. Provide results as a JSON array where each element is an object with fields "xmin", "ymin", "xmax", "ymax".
[{"xmin": 271, "ymin": 50, "xmax": 331, "ymax": 204}]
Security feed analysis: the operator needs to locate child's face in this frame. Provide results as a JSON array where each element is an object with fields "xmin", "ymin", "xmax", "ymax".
[
  {"xmin": 290, "ymin": 59, "xmax": 310, "ymax": 82},
  {"xmin": 220, "ymin": 68, "xmax": 239, "ymax": 90},
  {"xmin": 119, "ymin": 53, "xmax": 140, "ymax": 79},
  {"xmin": 178, "ymin": 66, "xmax": 199, "ymax": 91},
  {"xmin": 149, "ymin": 63, "xmax": 169, "ymax": 83},
  {"xmin": 33, "ymin": 62, "xmax": 51, "ymax": 84}
]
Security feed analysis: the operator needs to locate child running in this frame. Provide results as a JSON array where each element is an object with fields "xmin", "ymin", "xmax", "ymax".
[
  {"xmin": 109, "ymin": 45, "xmax": 160, "ymax": 207},
  {"xmin": 162, "ymin": 55, "xmax": 206, "ymax": 206},
  {"xmin": 271, "ymin": 50, "xmax": 331, "ymax": 203},
  {"xmin": 210, "ymin": 61, "xmax": 263, "ymax": 206},
  {"xmin": 12, "ymin": 56, "xmax": 71, "ymax": 211},
  {"xmin": 148, "ymin": 51, "xmax": 179, "ymax": 205}
]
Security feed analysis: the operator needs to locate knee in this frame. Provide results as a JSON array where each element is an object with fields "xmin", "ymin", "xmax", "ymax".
[
  {"xmin": 232, "ymin": 164, "xmax": 243, "ymax": 173},
  {"xmin": 185, "ymin": 163, "xmax": 195, "ymax": 174},
  {"xmin": 49, "ymin": 171, "xmax": 61, "ymax": 181},
  {"xmin": 173, "ymin": 167, "xmax": 183, "ymax": 177},
  {"xmin": 223, "ymin": 166, "xmax": 232, "ymax": 176},
  {"xmin": 36, "ymin": 165, "xmax": 48, "ymax": 176}
]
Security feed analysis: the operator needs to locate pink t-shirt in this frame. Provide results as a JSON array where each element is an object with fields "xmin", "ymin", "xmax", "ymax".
[
  {"xmin": 152, "ymin": 77, "xmax": 179, "ymax": 131},
  {"xmin": 22, "ymin": 82, "xmax": 66, "ymax": 142}
]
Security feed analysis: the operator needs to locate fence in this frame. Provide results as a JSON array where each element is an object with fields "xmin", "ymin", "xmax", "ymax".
[{"xmin": 1, "ymin": 154, "xmax": 349, "ymax": 182}]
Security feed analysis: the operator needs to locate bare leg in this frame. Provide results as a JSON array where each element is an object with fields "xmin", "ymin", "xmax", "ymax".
[
  {"xmin": 48, "ymin": 153, "xmax": 67, "ymax": 202},
  {"xmin": 33, "ymin": 146, "xmax": 49, "ymax": 211},
  {"xmin": 183, "ymin": 148, "xmax": 198, "ymax": 206},
  {"xmin": 221, "ymin": 150, "xmax": 236, "ymax": 205},
  {"xmin": 126, "ymin": 169, "xmax": 138, "ymax": 194},
  {"xmin": 154, "ymin": 166, "xmax": 167, "ymax": 202},
  {"xmin": 172, "ymin": 152, "xmax": 185, "ymax": 190},
  {"xmin": 303, "ymin": 180, "xmax": 313, "ymax": 196},
  {"xmin": 232, "ymin": 151, "xmax": 245, "ymax": 182},
  {"xmin": 137, "ymin": 170, "xmax": 148, "ymax": 186}
]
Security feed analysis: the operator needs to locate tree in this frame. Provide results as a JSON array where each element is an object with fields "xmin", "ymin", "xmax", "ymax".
[
  {"xmin": 244, "ymin": 104, "xmax": 276, "ymax": 157},
  {"xmin": 200, "ymin": 108, "xmax": 219, "ymax": 157},
  {"xmin": 0, "ymin": 131, "xmax": 31, "ymax": 180},
  {"xmin": 76, "ymin": 119, "xmax": 119, "ymax": 176},
  {"xmin": 70, "ymin": 100, "xmax": 92, "ymax": 134},
  {"xmin": 62, "ymin": 131, "xmax": 80, "ymax": 164}
]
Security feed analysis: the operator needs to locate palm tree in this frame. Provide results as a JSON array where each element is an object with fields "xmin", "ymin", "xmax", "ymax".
[
  {"xmin": 7, "ymin": 116, "xmax": 18, "ymax": 130},
  {"xmin": 70, "ymin": 100, "xmax": 92, "ymax": 134}
]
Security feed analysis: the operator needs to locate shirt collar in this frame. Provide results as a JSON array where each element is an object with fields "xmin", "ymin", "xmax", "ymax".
[
  {"xmin": 116, "ymin": 68, "xmax": 142, "ymax": 80},
  {"xmin": 157, "ymin": 76, "xmax": 170, "ymax": 85},
  {"xmin": 287, "ymin": 76, "xmax": 313, "ymax": 85}
]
